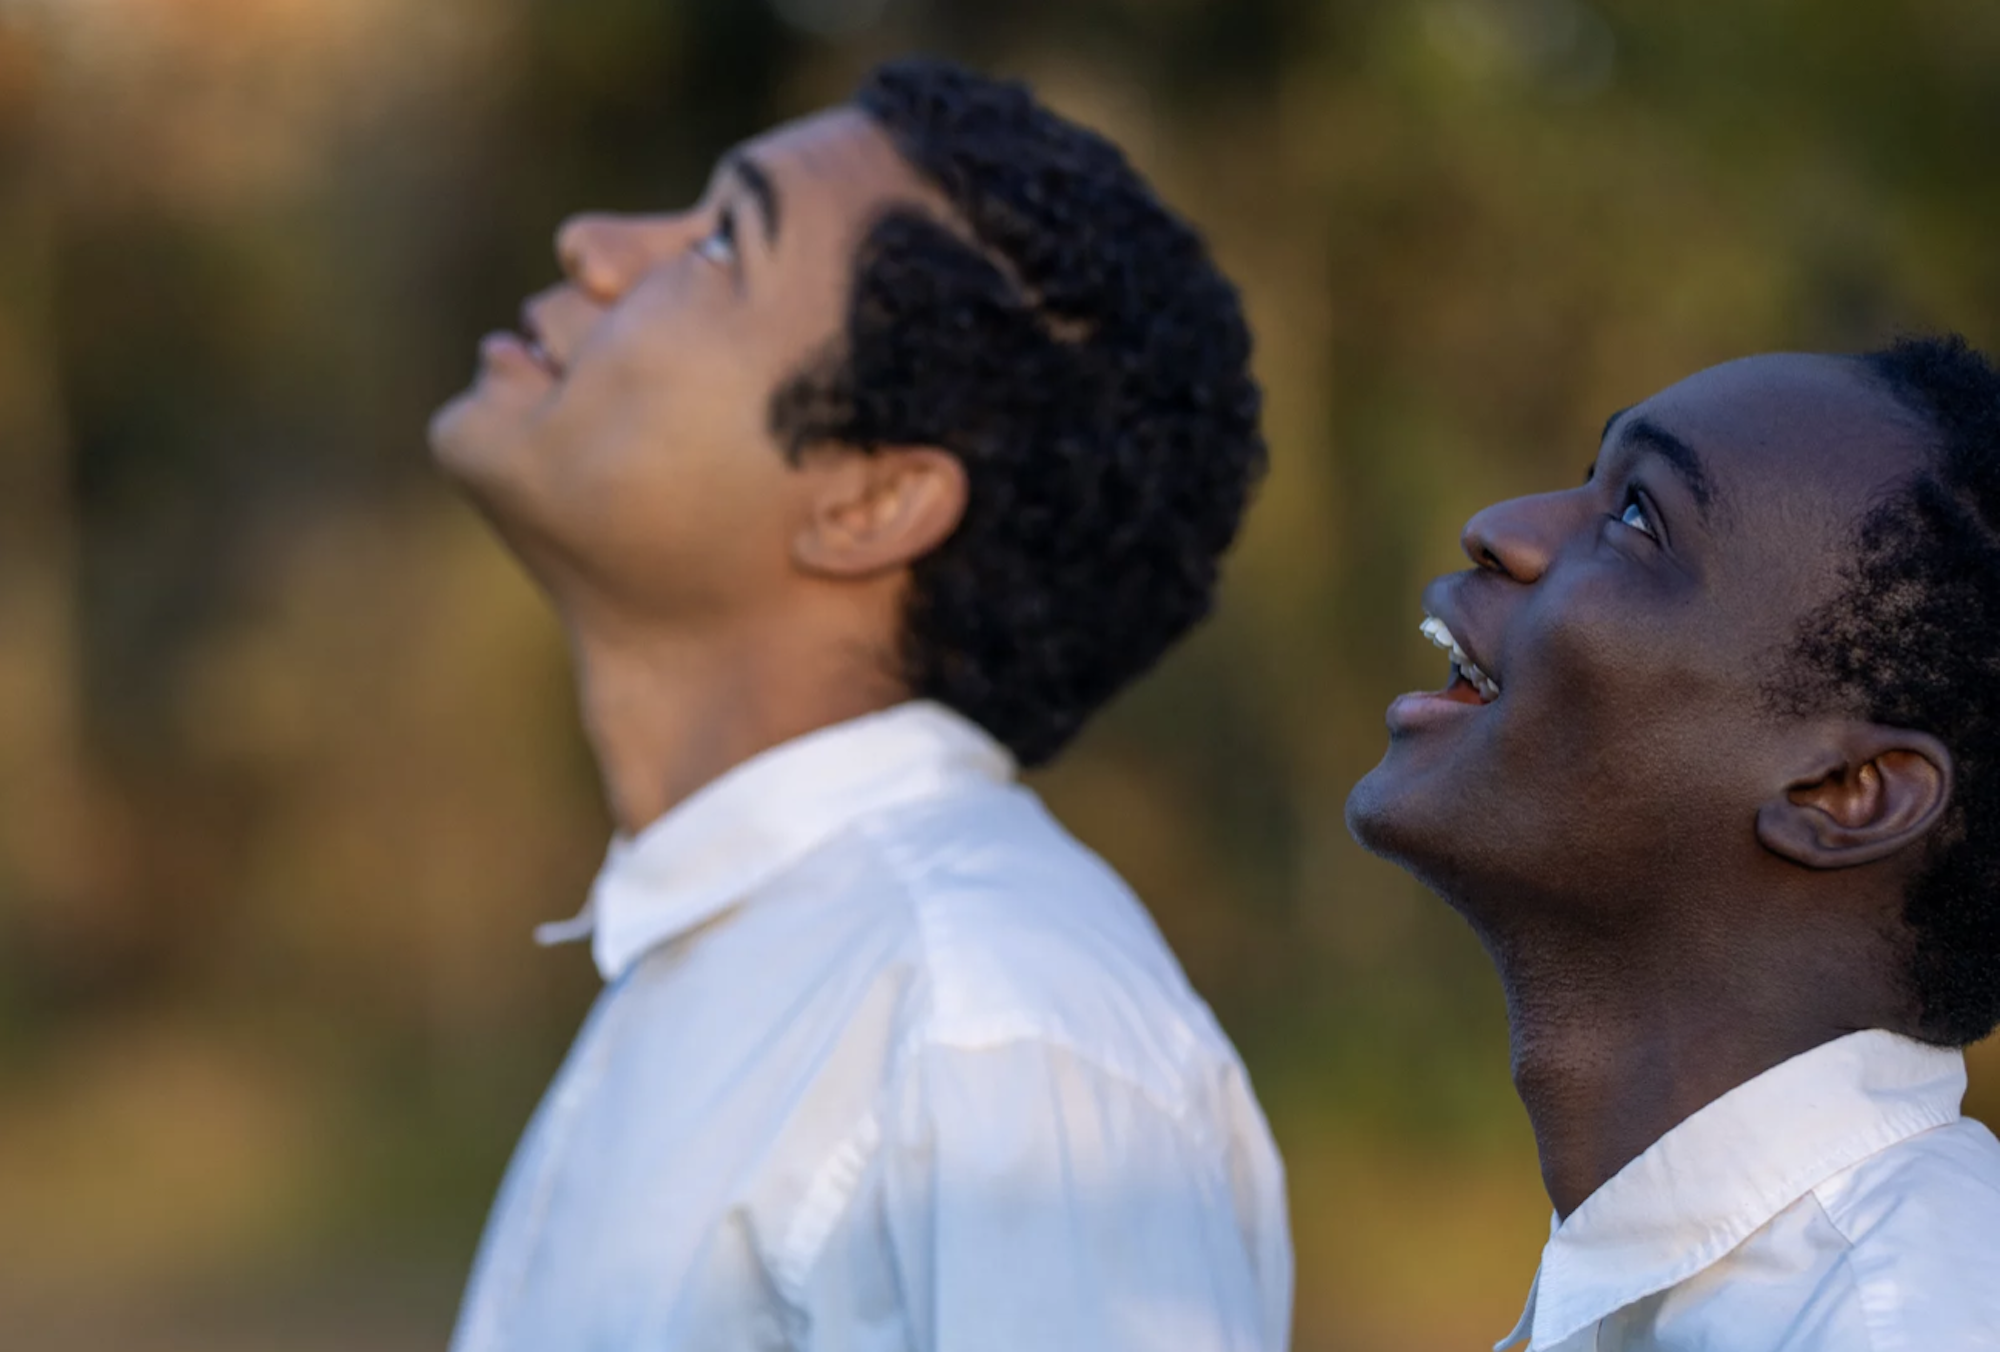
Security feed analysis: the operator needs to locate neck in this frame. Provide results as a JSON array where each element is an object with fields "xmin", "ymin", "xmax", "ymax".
[
  {"xmin": 1486, "ymin": 906, "xmax": 1898, "ymax": 1220},
  {"xmin": 561, "ymin": 601, "xmax": 907, "ymax": 836}
]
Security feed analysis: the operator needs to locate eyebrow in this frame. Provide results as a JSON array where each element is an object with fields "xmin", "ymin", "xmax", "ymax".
[
  {"xmin": 723, "ymin": 151, "xmax": 780, "ymax": 246},
  {"xmin": 1590, "ymin": 409, "xmax": 1717, "ymax": 516}
]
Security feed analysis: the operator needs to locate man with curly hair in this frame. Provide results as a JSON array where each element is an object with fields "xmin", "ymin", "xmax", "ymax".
[
  {"xmin": 1347, "ymin": 336, "xmax": 2000, "ymax": 1349},
  {"xmin": 429, "ymin": 57, "xmax": 1290, "ymax": 1352}
]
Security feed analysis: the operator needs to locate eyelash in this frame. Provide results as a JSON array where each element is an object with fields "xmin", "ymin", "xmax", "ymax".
[
  {"xmin": 694, "ymin": 207, "xmax": 737, "ymax": 266},
  {"xmin": 1612, "ymin": 486, "xmax": 1659, "ymax": 542}
]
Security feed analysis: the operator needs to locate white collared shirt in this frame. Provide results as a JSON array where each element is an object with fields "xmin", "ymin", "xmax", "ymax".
[
  {"xmin": 1500, "ymin": 1028, "xmax": 2000, "ymax": 1351},
  {"xmin": 449, "ymin": 701, "xmax": 1293, "ymax": 1352}
]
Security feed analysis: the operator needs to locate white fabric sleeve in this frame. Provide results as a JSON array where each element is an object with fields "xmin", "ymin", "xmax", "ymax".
[{"xmin": 802, "ymin": 1037, "xmax": 1287, "ymax": 1352}]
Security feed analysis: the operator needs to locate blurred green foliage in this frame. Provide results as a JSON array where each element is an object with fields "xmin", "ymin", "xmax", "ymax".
[{"xmin": 1, "ymin": 1, "xmax": 1997, "ymax": 1348}]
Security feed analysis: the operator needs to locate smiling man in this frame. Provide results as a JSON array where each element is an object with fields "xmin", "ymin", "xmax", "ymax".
[
  {"xmin": 427, "ymin": 57, "xmax": 1289, "ymax": 1352},
  {"xmin": 1348, "ymin": 338, "xmax": 2000, "ymax": 1350}
]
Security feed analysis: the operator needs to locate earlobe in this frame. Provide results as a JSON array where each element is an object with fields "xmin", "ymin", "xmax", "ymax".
[
  {"xmin": 1756, "ymin": 728, "xmax": 1953, "ymax": 870},
  {"xmin": 791, "ymin": 447, "xmax": 968, "ymax": 579}
]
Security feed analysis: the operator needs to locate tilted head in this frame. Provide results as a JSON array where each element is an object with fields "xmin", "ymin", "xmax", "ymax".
[
  {"xmin": 429, "ymin": 57, "xmax": 1265, "ymax": 766},
  {"xmin": 1346, "ymin": 336, "xmax": 2000, "ymax": 1047}
]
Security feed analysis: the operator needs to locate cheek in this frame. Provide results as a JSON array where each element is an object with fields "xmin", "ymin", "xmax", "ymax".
[
  {"xmin": 548, "ymin": 316, "xmax": 780, "ymax": 488},
  {"xmin": 1503, "ymin": 589, "xmax": 1765, "ymax": 813}
]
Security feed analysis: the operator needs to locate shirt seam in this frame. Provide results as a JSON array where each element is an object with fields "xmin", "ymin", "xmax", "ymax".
[
  {"xmin": 763, "ymin": 795, "xmax": 1232, "ymax": 1300},
  {"xmin": 1810, "ymin": 1176, "xmax": 1863, "ymax": 1248},
  {"xmin": 768, "ymin": 1107, "xmax": 885, "ymax": 1308},
  {"xmin": 909, "ymin": 1019, "xmax": 1202, "ymax": 1126},
  {"xmin": 1806, "ymin": 1191, "xmax": 1893, "ymax": 1352},
  {"xmin": 853, "ymin": 809, "xmax": 1203, "ymax": 1127},
  {"xmin": 771, "ymin": 1030, "xmax": 1229, "ymax": 1309}
]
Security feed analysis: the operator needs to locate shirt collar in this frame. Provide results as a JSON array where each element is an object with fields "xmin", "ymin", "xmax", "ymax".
[
  {"xmin": 1497, "ymin": 1028, "xmax": 1967, "ymax": 1352},
  {"xmin": 534, "ymin": 700, "xmax": 1016, "ymax": 981}
]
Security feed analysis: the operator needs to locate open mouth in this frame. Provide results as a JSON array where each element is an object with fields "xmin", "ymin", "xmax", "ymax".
[
  {"xmin": 478, "ymin": 328, "xmax": 565, "ymax": 382},
  {"xmin": 519, "ymin": 326, "xmax": 564, "ymax": 379},
  {"xmin": 1420, "ymin": 614, "xmax": 1501, "ymax": 705}
]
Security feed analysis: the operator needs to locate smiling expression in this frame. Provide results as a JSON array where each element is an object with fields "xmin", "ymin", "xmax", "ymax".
[
  {"xmin": 427, "ymin": 109, "xmax": 944, "ymax": 620},
  {"xmin": 1346, "ymin": 353, "xmax": 1936, "ymax": 921}
]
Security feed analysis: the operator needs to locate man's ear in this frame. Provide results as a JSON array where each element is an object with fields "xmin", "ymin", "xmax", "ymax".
[
  {"xmin": 1756, "ymin": 724, "xmax": 1954, "ymax": 869},
  {"xmin": 790, "ymin": 446, "xmax": 968, "ymax": 579}
]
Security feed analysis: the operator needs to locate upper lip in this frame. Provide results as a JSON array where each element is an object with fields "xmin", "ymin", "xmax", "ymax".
[{"xmin": 1419, "ymin": 578, "xmax": 1502, "ymax": 699}]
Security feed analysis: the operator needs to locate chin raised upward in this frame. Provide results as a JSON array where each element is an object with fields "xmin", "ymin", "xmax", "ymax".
[
  {"xmin": 1348, "ymin": 337, "xmax": 2000, "ymax": 1351},
  {"xmin": 428, "ymin": 56, "xmax": 1289, "ymax": 1352}
]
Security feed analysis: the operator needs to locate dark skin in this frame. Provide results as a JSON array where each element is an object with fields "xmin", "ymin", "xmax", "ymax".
[{"xmin": 1346, "ymin": 353, "xmax": 1954, "ymax": 1218}]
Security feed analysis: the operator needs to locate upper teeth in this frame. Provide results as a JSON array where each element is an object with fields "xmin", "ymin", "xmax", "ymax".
[{"xmin": 1420, "ymin": 615, "xmax": 1501, "ymax": 701}]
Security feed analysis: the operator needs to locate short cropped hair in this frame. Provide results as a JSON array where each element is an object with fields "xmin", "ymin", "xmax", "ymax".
[
  {"xmin": 768, "ymin": 57, "xmax": 1266, "ymax": 767},
  {"xmin": 1783, "ymin": 334, "xmax": 2000, "ymax": 1045}
]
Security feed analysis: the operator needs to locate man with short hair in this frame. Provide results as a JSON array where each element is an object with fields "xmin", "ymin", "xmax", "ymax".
[
  {"xmin": 1347, "ymin": 336, "xmax": 2000, "ymax": 1350},
  {"xmin": 430, "ymin": 57, "xmax": 1290, "ymax": 1352}
]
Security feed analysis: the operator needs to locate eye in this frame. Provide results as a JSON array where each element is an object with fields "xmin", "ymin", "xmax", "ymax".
[
  {"xmin": 694, "ymin": 207, "xmax": 737, "ymax": 267},
  {"xmin": 1616, "ymin": 491, "xmax": 1658, "ymax": 541}
]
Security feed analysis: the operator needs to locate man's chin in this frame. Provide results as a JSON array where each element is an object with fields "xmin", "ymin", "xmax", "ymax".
[
  {"xmin": 425, "ymin": 397, "xmax": 549, "ymax": 541},
  {"xmin": 1344, "ymin": 753, "xmax": 1473, "ymax": 894},
  {"xmin": 429, "ymin": 355, "xmax": 559, "ymax": 460},
  {"xmin": 428, "ymin": 387, "xmax": 497, "ymax": 476},
  {"xmin": 428, "ymin": 386, "xmax": 544, "ymax": 499},
  {"xmin": 1346, "ymin": 753, "xmax": 1564, "ymax": 941},
  {"xmin": 1344, "ymin": 756, "xmax": 1417, "ymax": 861}
]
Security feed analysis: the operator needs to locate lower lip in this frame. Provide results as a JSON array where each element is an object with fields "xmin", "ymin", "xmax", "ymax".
[
  {"xmin": 478, "ymin": 331, "xmax": 560, "ymax": 380},
  {"xmin": 1385, "ymin": 689, "xmax": 1491, "ymax": 733}
]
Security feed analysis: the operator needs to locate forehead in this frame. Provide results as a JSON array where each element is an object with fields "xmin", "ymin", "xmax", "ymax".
[
  {"xmin": 1631, "ymin": 353, "xmax": 1933, "ymax": 527},
  {"xmin": 735, "ymin": 106, "xmax": 942, "ymax": 240}
]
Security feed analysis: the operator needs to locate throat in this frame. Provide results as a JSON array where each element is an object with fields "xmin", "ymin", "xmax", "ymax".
[
  {"xmin": 1502, "ymin": 963, "xmax": 1888, "ymax": 1218},
  {"xmin": 567, "ymin": 614, "xmax": 909, "ymax": 836}
]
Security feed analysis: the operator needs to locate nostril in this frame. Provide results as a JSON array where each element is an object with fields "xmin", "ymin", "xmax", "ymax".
[
  {"xmin": 574, "ymin": 252, "xmax": 623, "ymax": 302},
  {"xmin": 555, "ymin": 215, "xmax": 628, "ymax": 298},
  {"xmin": 1461, "ymin": 490, "xmax": 1568, "ymax": 583}
]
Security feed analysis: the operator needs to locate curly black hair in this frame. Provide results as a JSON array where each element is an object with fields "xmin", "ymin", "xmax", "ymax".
[
  {"xmin": 766, "ymin": 57, "xmax": 1266, "ymax": 767},
  {"xmin": 1780, "ymin": 334, "xmax": 2000, "ymax": 1046}
]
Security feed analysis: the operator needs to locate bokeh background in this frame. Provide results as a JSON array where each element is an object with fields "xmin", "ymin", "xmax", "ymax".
[{"xmin": 2, "ymin": 1, "xmax": 1997, "ymax": 1348}]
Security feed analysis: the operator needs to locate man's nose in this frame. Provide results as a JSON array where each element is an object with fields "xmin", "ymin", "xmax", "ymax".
[
  {"xmin": 1459, "ymin": 490, "xmax": 1583, "ymax": 584},
  {"xmin": 554, "ymin": 212, "xmax": 687, "ymax": 300}
]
